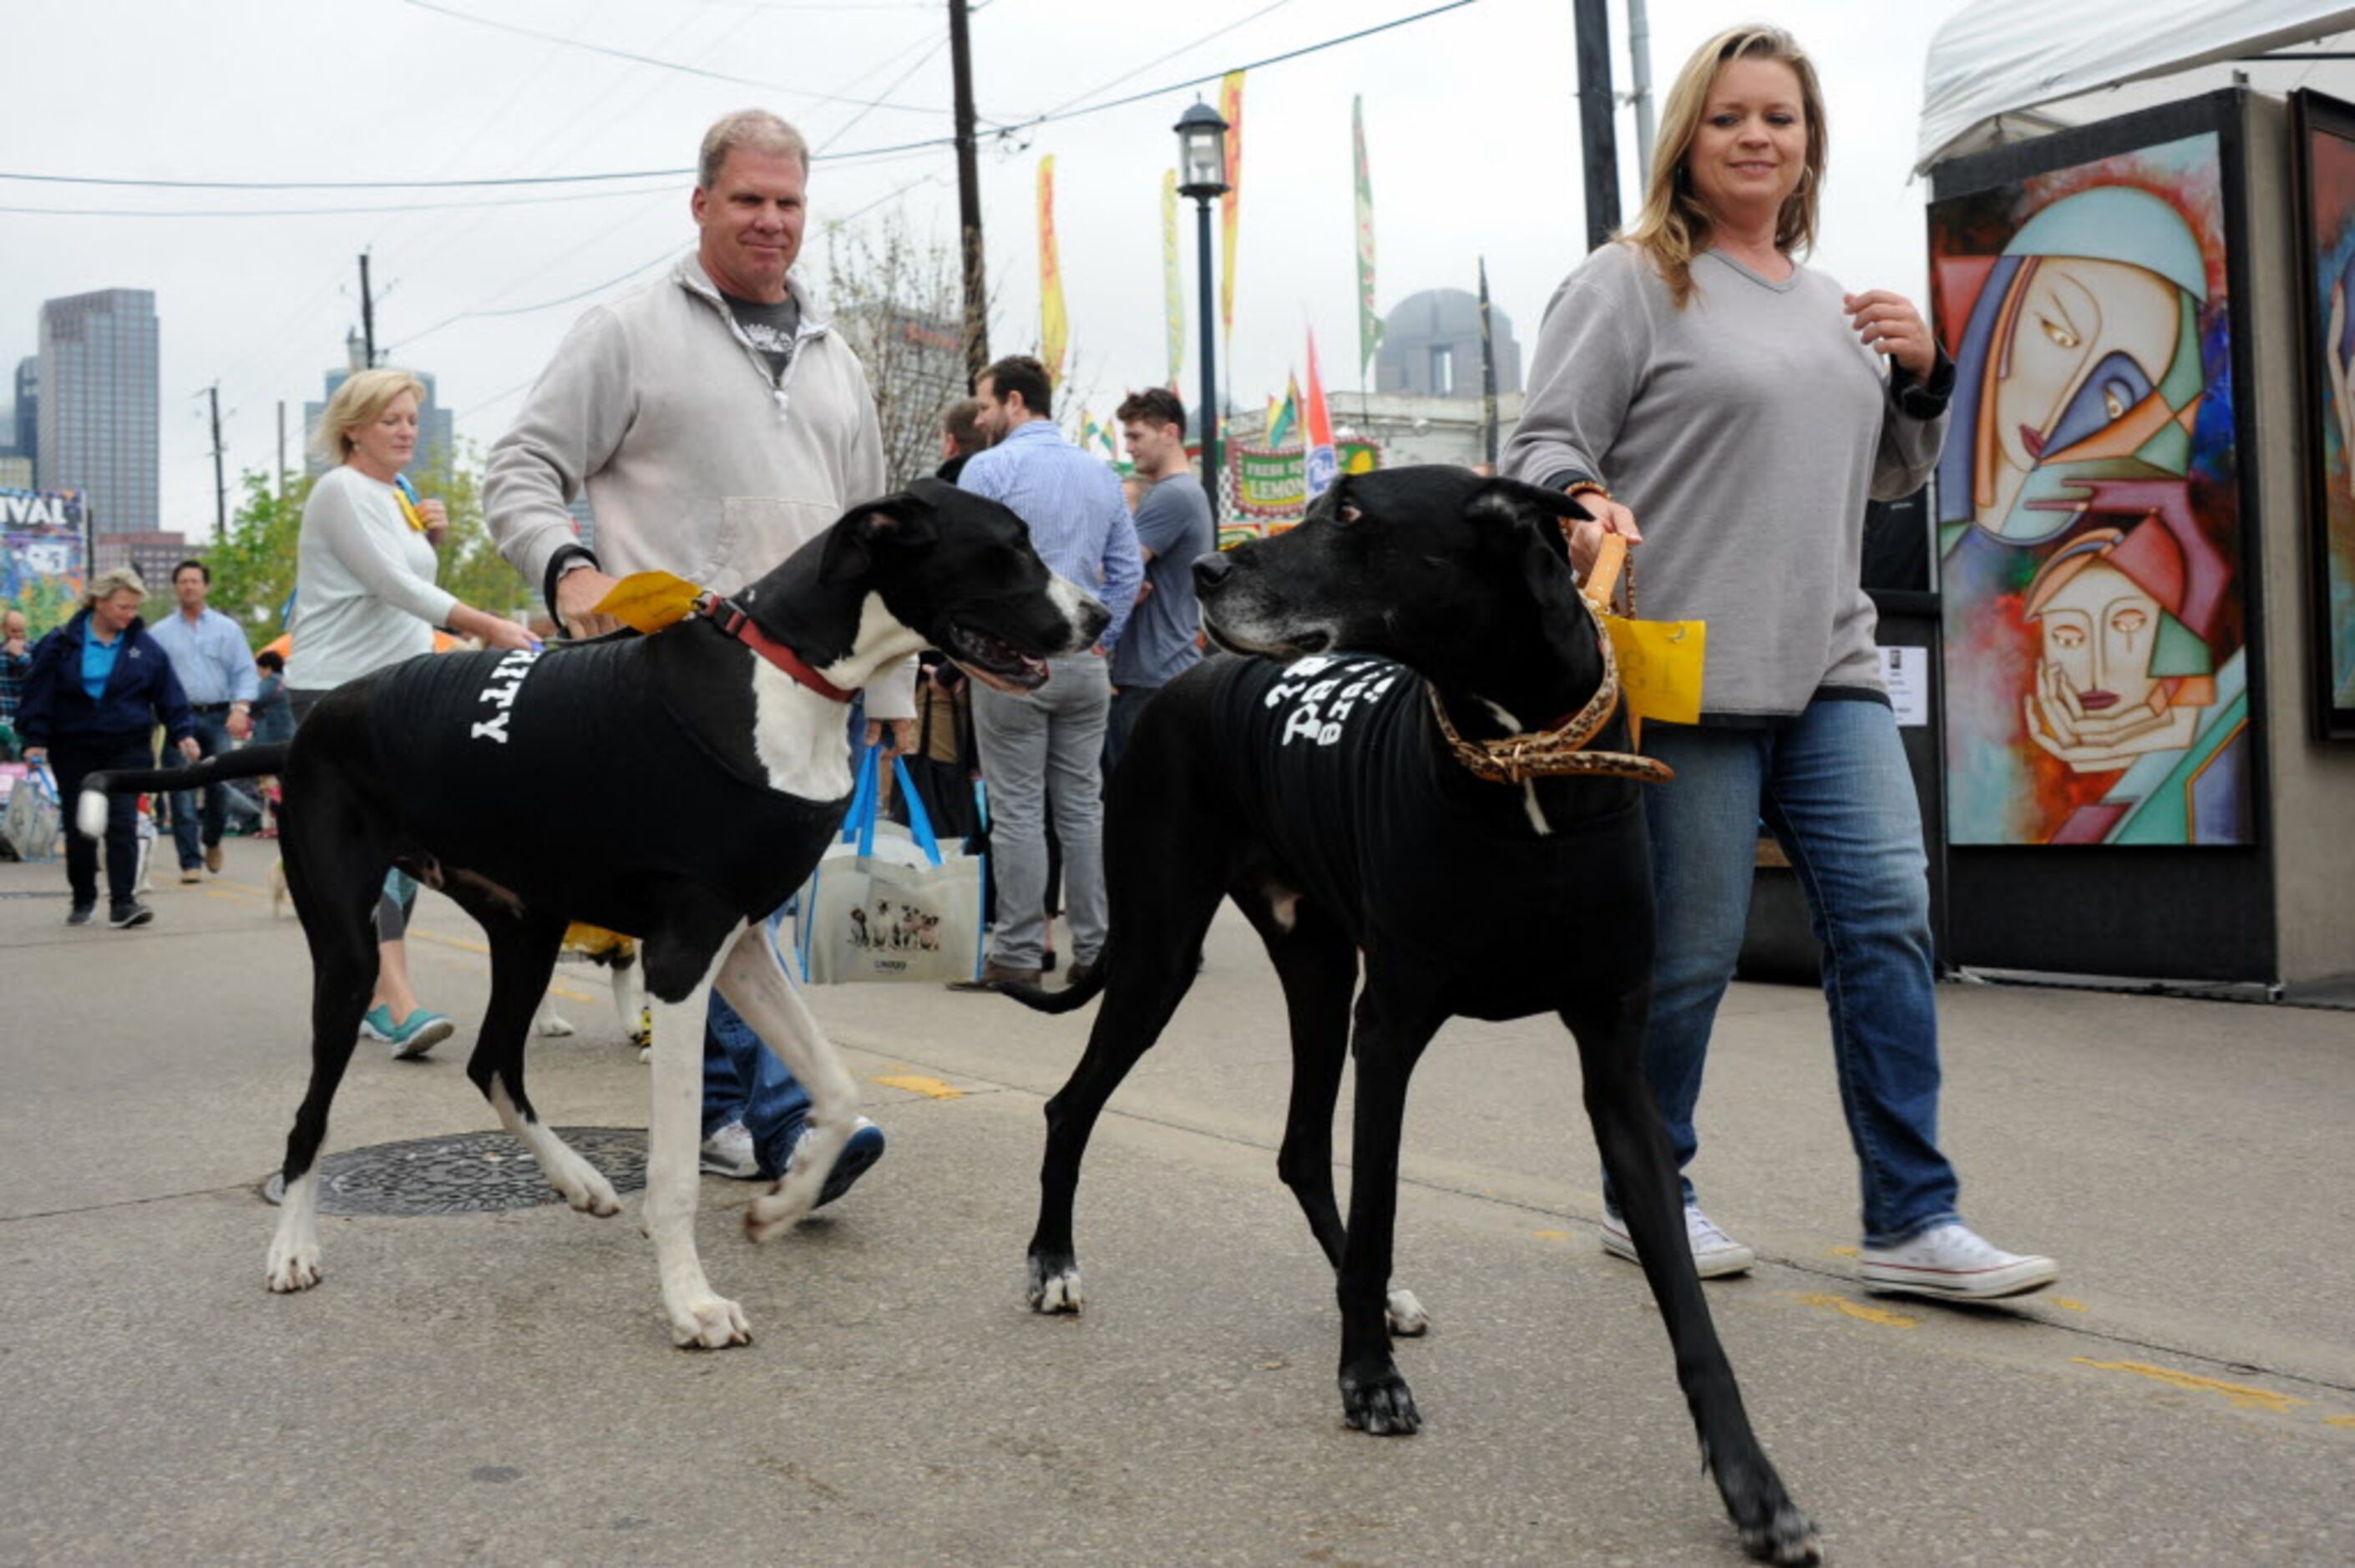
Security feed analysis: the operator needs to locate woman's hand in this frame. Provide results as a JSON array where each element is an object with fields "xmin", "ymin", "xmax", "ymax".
[
  {"xmin": 23, "ymin": 746, "xmax": 44, "ymax": 763},
  {"xmin": 1845, "ymin": 291, "xmax": 1937, "ymax": 382},
  {"xmin": 178, "ymin": 736, "xmax": 202, "ymax": 761},
  {"xmin": 416, "ymin": 498, "xmax": 450, "ymax": 551},
  {"xmin": 451, "ymin": 604, "xmax": 539, "ymax": 651},
  {"xmin": 1562, "ymin": 489, "xmax": 1643, "ymax": 579}
]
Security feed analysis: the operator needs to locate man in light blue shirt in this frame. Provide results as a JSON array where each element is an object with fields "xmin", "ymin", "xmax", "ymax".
[
  {"xmin": 955, "ymin": 355, "xmax": 1142, "ymax": 989},
  {"xmin": 145, "ymin": 559, "xmax": 259, "ymax": 880}
]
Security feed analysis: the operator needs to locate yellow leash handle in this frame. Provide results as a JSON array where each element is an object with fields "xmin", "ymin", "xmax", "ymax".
[{"xmin": 1581, "ymin": 533, "xmax": 1628, "ymax": 614}]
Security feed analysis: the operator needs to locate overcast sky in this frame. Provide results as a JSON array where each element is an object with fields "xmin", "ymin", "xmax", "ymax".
[{"xmin": 5, "ymin": 0, "xmax": 1968, "ymax": 541}]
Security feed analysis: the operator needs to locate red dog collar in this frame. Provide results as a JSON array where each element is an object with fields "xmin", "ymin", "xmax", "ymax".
[{"xmin": 696, "ymin": 594, "xmax": 858, "ymax": 705}]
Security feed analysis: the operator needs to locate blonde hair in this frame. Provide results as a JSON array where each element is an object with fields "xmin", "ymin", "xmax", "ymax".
[
  {"xmin": 84, "ymin": 567, "xmax": 148, "ymax": 606},
  {"xmin": 1621, "ymin": 25, "xmax": 1827, "ymax": 307},
  {"xmin": 312, "ymin": 368, "xmax": 428, "ymax": 464},
  {"xmin": 699, "ymin": 109, "xmax": 808, "ymax": 189}
]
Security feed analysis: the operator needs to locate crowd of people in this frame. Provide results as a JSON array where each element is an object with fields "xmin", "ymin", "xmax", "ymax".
[{"xmin": 3, "ymin": 27, "xmax": 2057, "ymax": 1302}]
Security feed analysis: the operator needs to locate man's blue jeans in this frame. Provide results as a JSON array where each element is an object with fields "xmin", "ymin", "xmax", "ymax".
[
  {"xmin": 165, "ymin": 711, "xmax": 235, "ymax": 868},
  {"xmin": 1624, "ymin": 698, "xmax": 1958, "ymax": 1247}
]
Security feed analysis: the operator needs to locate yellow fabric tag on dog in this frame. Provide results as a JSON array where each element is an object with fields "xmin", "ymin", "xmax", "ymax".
[
  {"xmin": 593, "ymin": 571, "xmax": 706, "ymax": 633},
  {"xmin": 1605, "ymin": 616, "xmax": 1706, "ymax": 733}
]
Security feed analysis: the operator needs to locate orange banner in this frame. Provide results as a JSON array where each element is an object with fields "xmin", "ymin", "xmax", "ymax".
[
  {"xmin": 1219, "ymin": 70, "xmax": 1244, "ymax": 352},
  {"xmin": 1038, "ymin": 155, "xmax": 1067, "ymax": 384}
]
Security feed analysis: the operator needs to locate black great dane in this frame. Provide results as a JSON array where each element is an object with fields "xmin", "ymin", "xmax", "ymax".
[
  {"xmin": 998, "ymin": 467, "xmax": 1817, "ymax": 1564},
  {"xmin": 84, "ymin": 478, "xmax": 1107, "ymax": 1350}
]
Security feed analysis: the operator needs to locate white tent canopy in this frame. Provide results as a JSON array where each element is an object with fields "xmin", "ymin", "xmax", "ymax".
[{"xmin": 1917, "ymin": 1, "xmax": 2355, "ymax": 173}]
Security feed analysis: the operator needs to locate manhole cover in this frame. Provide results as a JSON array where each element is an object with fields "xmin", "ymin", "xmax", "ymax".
[{"xmin": 260, "ymin": 1127, "xmax": 648, "ymax": 1216}]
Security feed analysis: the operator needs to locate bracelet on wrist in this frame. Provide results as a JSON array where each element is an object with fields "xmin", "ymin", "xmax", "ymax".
[{"xmin": 1565, "ymin": 480, "xmax": 1614, "ymax": 503}]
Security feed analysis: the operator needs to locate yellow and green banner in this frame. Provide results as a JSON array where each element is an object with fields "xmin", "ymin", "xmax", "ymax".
[
  {"xmin": 1038, "ymin": 155, "xmax": 1067, "ymax": 384},
  {"xmin": 1354, "ymin": 95, "xmax": 1380, "ymax": 377},
  {"xmin": 1219, "ymin": 71, "xmax": 1244, "ymax": 353},
  {"xmin": 1162, "ymin": 169, "xmax": 1183, "ymax": 390}
]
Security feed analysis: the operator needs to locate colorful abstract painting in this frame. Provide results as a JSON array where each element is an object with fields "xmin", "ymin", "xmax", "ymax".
[
  {"xmin": 1931, "ymin": 129, "xmax": 2252, "ymax": 846},
  {"xmin": 2294, "ymin": 91, "xmax": 2355, "ymax": 740}
]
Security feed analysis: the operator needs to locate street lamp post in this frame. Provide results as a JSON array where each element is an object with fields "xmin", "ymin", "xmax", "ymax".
[{"xmin": 1174, "ymin": 100, "xmax": 1230, "ymax": 526}]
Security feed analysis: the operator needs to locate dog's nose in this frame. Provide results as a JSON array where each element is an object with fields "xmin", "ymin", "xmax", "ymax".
[{"xmin": 1193, "ymin": 550, "xmax": 1233, "ymax": 595}]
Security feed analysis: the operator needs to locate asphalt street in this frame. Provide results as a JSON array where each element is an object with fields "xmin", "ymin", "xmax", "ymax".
[{"xmin": 3, "ymin": 837, "xmax": 2351, "ymax": 1565}]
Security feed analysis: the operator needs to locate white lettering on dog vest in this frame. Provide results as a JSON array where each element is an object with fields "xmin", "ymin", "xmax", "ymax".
[
  {"xmin": 469, "ymin": 649, "xmax": 542, "ymax": 744},
  {"xmin": 1269, "ymin": 655, "xmax": 1397, "ymax": 749}
]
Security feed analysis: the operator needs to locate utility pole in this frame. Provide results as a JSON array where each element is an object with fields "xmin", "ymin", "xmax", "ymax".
[
  {"xmin": 947, "ymin": 0, "xmax": 990, "ymax": 384},
  {"xmin": 358, "ymin": 250, "xmax": 378, "ymax": 368},
  {"xmin": 1572, "ymin": 0, "xmax": 1622, "ymax": 254},
  {"xmin": 205, "ymin": 382, "xmax": 227, "ymax": 539},
  {"xmin": 1627, "ymin": 0, "xmax": 1658, "ymax": 190}
]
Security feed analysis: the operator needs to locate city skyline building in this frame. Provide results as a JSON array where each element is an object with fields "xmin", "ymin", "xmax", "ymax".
[
  {"xmin": 38, "ymin": 288, "xmax": 159, "ymax": 535},
  {"xmin": 1372, "ymin": 287, "xmax": 1522, "ymax": 402},
  {"xmin": 8, "ymin": 357, "xmax": 35, "ymax": 483}
]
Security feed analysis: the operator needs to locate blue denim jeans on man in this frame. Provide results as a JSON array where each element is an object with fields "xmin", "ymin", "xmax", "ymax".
[
  {"xmin": 164, "ymin": 708, "xmax": 236, "ymax": 868},
  {"xmin": 1614, "ymin": 696, "xmax": 1959, "ymax": 1248}
]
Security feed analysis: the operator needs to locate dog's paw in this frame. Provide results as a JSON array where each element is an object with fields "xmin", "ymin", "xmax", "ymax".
[
  {"xmin": 557, "ymin": 1169, "xmax": 623, "ymax": 1218},
  {"xmin": 744, "ymin": 1186, "xmax": 813, "ymax": 1244},
  {"xmin": 637, "ymin": 1044, "xmax": 653, "ymax": 1065},
  {"xmin": 1740, "ymin": 1503, "xmax": 1821, "ymax": 1565},
  {"xmin": 535, "ymin": 1012, "xmax": 575, "ymax": 1038},
  {"xmin": 1340, "ymin": 1363, "xmax": 1422, "ymax": 1436},
  {"xmin": 1026, "ymin": 1254, "xmax": 1083, "ymax": 1314},
  {"xmin": 265, "ymin": 1243, "xmax": 322, "ymax": 1294},
  {"xmin": 1385, "ymin": 1287, "xmax": 1430, "ymax": 1338},
  {"xmin": 666, "ymin": 1292, "xmax": 752, "ymax": 1349}
]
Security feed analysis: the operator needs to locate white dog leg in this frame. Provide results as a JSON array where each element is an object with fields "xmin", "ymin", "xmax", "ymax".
[
  {"xmin": 532, "ymin": 992, "xmax": 575, "ymax": 1039},
  {"xmin": 646, "ymin": 938, "xmax": 751, "ymax": 1349},
  {"xmin": 266, "ymin": 1167, "xmax": 323, "ymax": 1292},
  {"xmin": 486, "ymin": 1081, "xmax": 619, "ymax": 1216},
  {"xmin": 730, "ymin": 935, "xmax": 862, "ymax": 1243}
]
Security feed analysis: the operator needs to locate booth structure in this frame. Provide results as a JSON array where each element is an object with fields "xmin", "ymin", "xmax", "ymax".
[{"xmin": 1902, "ymin": 4, "xmax": 2355, "ymax": 995}]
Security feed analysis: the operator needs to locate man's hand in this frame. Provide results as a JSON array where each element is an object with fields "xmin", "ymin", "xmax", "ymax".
[
  {"xmin": 178, "ymin": 736, "xmax": 202, "ymax": 761},
  {"xmin": 555, "ymin": 566, "xmax": 625, "ymax": 640},
  {"xmin": 23, "ymin": 746, "xmax": 44, "ymax": 763},
  {"xmin": 865, "ymin": 717, "xmax": 918, "ymax": 755},
  {"xmin": 226, "ymin": 706, "xmax": 252, "ymax": 742}
]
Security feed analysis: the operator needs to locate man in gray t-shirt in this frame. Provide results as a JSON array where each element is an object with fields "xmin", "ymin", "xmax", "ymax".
[{"xmin": 1108, "ymin": 388, "xmax": 1216, "ymax": 772}]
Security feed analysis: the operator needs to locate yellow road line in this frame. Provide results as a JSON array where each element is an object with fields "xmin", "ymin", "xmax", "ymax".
[
  {"xmin": 2072, "ymin": 1358, "xmax": 2310, "ymax": 1414},
  {"xmin": 1530, "ymin": 1229, "xmax": 1572, "ymax": 1242},
  {"xmin": 872, "ymin": 1072, "xmax": 963, "ymax": 1100},
  {"xmin": 2047, "ymin": 1297, "xmax": 2090, "ymax": 1312},
  {"xmin": 1795, "ymin": 1291, "xmax": 1919, "ymax": 1328}
]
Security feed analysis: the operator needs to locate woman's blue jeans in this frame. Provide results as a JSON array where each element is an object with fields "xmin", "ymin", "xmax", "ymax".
[{"xmin": 1623, "ymin": 697, "xmax": 1959, "ymax": 1247}]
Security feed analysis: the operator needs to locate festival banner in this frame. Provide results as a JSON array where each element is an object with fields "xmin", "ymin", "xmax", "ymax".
[
  {"xmin": 1162, "ymin": 169, "xmax": 1184, "ymax": 390},
  {"xmin": 1267, "ymin": 375, "xmax": 1301, "ymax": 450},
  {"xmin": 1038, "ymin": 156, "xmax": 1068, "ymax": 384},
  {"xmin": 1303, "ymin": 330, "xmax": 1338, "ymax": 501},
  {"xmin": 1233, "ymin": 440, "xmax": 1382, "ymax": 518},
  {"xmin": 1, "ymin": 488, "xmax": 87, "ymax": 634},
  {"xmin": 1354, "ymin": 96, "xmax": 1381, "ymax": 377},
  {"xmin": 1220, "ymin": 71, "xmax": 1245, "ymax": 352}
]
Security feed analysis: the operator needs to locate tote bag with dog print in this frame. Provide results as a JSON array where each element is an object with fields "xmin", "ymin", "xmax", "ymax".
[{"xmin": 795, "ymin": 747, "xmax": 986, "ymax": 985}]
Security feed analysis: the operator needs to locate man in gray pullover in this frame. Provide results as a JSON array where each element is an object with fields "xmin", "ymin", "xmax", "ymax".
[{"xmin": 487, "ymin": 109, "xmax": 901, "ymax": 1201}]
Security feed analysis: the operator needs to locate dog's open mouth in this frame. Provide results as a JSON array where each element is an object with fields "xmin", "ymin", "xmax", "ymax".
[
  {"xmin": 1205, "ymin": 619, "xmax": 1331, "ymax": 660},
  {"xmin": 945, "ymin": 621, "xmax": 1052, "ymax": 693}
]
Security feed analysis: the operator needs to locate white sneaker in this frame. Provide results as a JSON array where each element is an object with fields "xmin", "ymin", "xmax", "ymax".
[
  {"xmin": 1600, "ymin": 1203, "xmax": 1756, "ymax": 1277},
  {"xmin": 698, "ymin": 1120, "xmax": 761, "ymax": 1180},
  {"xmin": 1859, "ymin": 1222, "xmax": 2057, "ymax": 1301}
]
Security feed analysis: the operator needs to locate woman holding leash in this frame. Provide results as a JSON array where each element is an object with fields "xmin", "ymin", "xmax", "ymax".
[
  {"xmin": 18, "ymin": 568, "xmax": 201, "ymax": 929},
  {"xmin": 1504, "ymin": 23, "xmax": 2056, "ymax": 1300},
  {"xmin": 288, "ymin": 368, "xmax": 535, "ymax": 1060}
]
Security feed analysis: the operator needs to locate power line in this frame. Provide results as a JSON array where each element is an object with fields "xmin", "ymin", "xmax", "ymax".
[
  {"xmin": 0, "ymin": 186, "xmax": 681, "ymax": 220},
  {"xmin": 1040, "ymin": 0, "xmax": 1302, "ymax": 119},
  {"xmin": 403, "ymin": 0, "xmax": 955, "ymax": 114},
  {"xmin": 3, "ymin": 0, "xmax": 1481, "ymax": 203}
]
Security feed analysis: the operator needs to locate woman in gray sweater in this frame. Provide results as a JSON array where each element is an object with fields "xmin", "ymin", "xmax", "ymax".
[{"xmin": 1504, "ymin": 23, "xmax": 2055, "ymax": 1302}]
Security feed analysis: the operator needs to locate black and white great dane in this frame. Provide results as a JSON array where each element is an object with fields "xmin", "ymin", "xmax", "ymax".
[
  {"xmin": 995, "ymin": 467, "xmax": 1817, "ymax": 1564},
  {"xmin": 84, "ymin": 478, "xmax": 1107, "ymax": 1350}
]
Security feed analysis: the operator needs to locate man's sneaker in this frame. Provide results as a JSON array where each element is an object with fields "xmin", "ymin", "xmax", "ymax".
[
  {"xmin": 204, "ymin": 843, "xmax": 223, "ymax": 873},
  {"xmin": 1600, "ymin": 1203, "xmax": 1756, "ymax": 1278},
  {"xmin": 107, "ymin": 899, "xmax": 154, "ymax": 929},
  {"xmin": 179, "ymin": 867, "xmax": 201, "ymax": 885},
  {"xmin": 1859, "ymin": 1222, "xmax": 2057, "ymax": 1301},
  {"xmin": 699, "ymin": 1120, "xmax": 761, "ymax": 1179},
  {"xmin": 365, "ymin": 1004, "xmax": 454, "ymax": 1060},
  {"xmin": 792, "ymin": 1116, "xmax": 886, "ymax": 1208},
  {"xmin": 65, "ymin": 901, "xmax": 96, "ymax": 927}
]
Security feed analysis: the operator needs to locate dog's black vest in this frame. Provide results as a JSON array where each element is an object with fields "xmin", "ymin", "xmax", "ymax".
[
  {"xmin": 1202, "ymin": 652, "xmax": 1647, "ymax": 1013},
  {"xmin": 367, "ymin": 639, "xmax": 848, "ymax": 935}
]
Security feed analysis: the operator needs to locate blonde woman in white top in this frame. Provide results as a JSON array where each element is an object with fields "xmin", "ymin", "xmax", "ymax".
[{"xmin": 288, "ymin": 368, "xmax": 534, "ymax": 1058}]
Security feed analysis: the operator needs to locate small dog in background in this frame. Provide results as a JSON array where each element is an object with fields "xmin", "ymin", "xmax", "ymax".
[{"xmin": 534, "ymin": 923, "xmax": 653, "ymax": 1057}]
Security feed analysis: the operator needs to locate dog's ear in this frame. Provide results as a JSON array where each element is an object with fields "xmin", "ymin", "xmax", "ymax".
[
  {"xmin": 1466, "ymin": 477, "xmax": 1581, "ymax": 566},
  {"xmin": 818, "ymin": 490, "xmax": 942, "ymax": 585}
]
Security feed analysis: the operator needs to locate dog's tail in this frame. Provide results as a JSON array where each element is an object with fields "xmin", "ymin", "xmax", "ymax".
[
  {"xmin": 994, "ymin": 942, "xmax": 1111, "ymax": 1014},
  {"xmin": 78, "ymin": 746, "xmax": 289, "ymax": 840}
]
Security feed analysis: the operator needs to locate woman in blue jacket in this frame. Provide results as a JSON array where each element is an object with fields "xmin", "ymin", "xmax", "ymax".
[{"xmin": 19, "ymin": 568, "xmax": 201, "ymax": 928}]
